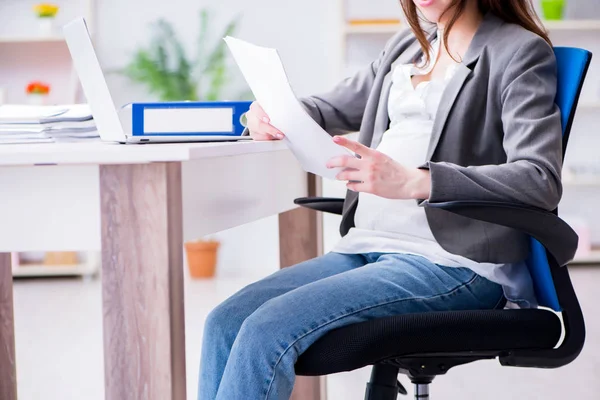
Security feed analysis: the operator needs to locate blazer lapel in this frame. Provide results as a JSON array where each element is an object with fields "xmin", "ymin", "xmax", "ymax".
[
  {"xmin": 425, "ymin": 62, "xmax": 473, "ymax": 160},
  {"xmin": 426, "ymin": 12, "xmax": 502, "ymax": 160}
]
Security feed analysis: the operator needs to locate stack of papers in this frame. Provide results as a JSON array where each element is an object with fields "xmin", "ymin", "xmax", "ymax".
[{"xmin": 0, "ymin": 104, "xmax": 99, "ymax": 144}]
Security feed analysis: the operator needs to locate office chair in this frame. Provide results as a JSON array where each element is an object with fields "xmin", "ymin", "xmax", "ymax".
[{"xmin": 293, "ymin": 47, "xmax": 593, "ymax": 400}]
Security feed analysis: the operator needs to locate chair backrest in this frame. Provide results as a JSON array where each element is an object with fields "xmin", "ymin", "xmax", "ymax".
[{"xmin": 526, "ymin": 47, "xmax": 592, "ymax": 311}]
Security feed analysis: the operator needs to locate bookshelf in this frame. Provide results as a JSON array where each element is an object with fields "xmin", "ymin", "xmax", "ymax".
[
  {"xmin": 0, "ymin": 0, "xmax": 96, "ymax": 277},
  {"xmin": 0, "ymin": 0, "xmax": 95, "ymax": 105}
]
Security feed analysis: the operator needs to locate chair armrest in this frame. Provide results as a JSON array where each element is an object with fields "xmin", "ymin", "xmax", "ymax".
[
  {"xmin": 294, "ymin": 197, "xmax": 345, "ymax": 215},
  {"xmin": 425, "ymin": 200, "xmax": 578, "ymax": 266}
]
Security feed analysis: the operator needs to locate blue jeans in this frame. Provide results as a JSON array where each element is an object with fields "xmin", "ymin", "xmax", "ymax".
[{"xmin": 198, "ymin": 252, "xmax": 504, "ymax": 400}]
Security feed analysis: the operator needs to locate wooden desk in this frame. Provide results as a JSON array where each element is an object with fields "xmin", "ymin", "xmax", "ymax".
[{"xmin": 0, "ymin": 141, "xmax": 324, "ymax": 400}]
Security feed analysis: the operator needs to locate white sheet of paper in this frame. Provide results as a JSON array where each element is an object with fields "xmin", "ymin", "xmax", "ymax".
[{"xmin": 224, "ymin": 36, "xmax": 352, "ymax": 180}]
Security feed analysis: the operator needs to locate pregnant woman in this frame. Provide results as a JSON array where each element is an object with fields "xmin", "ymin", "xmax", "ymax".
[{"xmin": 199, "ymin": 0, "xmax": 563, "ymax": 399}]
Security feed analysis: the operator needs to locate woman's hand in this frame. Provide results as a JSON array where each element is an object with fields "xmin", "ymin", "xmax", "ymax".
[
  {"xmin": 327, "ymin": 136, "xmax": 431, "ymax": 200},
  {"xmin": 246, "ymin": 102, "xmax": 285, "ymax": 141}
]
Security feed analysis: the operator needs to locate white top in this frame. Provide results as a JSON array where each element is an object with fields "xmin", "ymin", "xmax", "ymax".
[
  {"xmin": 334, "ymin": 37, "xmax": 537, "ymax": 307},
  {"xmin": 0, "ymin": 140, "xmax": 288, "ymax": 166}
]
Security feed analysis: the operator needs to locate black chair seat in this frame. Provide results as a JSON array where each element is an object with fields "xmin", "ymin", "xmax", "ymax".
[{"xmin": 295, "ymin": 309, "xmax": 562, "ymax": 376}]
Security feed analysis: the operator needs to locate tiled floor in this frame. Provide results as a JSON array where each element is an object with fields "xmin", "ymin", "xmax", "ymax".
[{"xmin": 12, "ymin": 266, "xmax": 600, "ymax": 400}]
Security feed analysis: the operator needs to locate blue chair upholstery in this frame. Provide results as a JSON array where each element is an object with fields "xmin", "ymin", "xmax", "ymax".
[
  {"xmin": 294, "ymin": 47, "xmax": 592, "ymax": 399},
  {"xmin": 528, "ymin": 47, "xmax": 592, "ymax": 312},
  {"xmin": 527, "ymin": 238, "xmax": 560, "ymax": 310},
  {"xmin": 554, "ymin": 47, "xmax": 592, "ymax": 135}
]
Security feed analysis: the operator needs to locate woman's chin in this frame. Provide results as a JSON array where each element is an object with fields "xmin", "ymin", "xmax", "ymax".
[
  {"xmin": 419, "ymin": 12, "xmax": 442, "ymax": 24},
  {"xmin": 414, "ymin": 0, "xmax": 452, "ymax": 23}
]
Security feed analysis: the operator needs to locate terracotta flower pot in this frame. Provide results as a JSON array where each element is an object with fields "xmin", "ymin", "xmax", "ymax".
[{"xmin": 185, "ymin": 240, "xmax": 220, "ymax": 278}]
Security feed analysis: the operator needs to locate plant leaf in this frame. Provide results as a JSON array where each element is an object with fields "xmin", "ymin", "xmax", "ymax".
[{"xmin": 119, "ymin": 9, "xmax": 242, "ymax": 102}]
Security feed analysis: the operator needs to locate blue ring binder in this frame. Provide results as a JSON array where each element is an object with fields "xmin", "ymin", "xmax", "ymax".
[{"xmin": 130, "ymin": 101, "xmax": 252, "ymax": 136}]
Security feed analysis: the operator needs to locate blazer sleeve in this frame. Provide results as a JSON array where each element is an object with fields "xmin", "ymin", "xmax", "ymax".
[
  {"xmin": 299, "ymin": 30, "xmax": 411, "ymax": 136},
  {"xmin": 423, "ymin": 37, "xmax": 563, "ymax": 211}
]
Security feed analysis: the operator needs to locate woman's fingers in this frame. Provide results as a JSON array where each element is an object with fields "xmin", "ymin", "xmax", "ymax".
[
  {"xmin": 257, "ymin": 119, "xmax": 285, "ymax": 139},
  {"xmin": 250, "ymin": 101, "xmax": 269, "ymax": 121},
  {"xmin": 333, "ymin": 136, "xmax": 374, "ymax": 158},
  {"xmin": 335, "ymin": 169, "xmax": 362, "ymax": 182},
  {"xmin": 326, "ymin": 155, "xmax": 361, "ymax": 169},
  {"xmin": 247, "ymin": 102, "xmax": 285, "ymax": 140}
]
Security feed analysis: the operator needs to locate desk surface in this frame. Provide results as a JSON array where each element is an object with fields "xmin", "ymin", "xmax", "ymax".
[{"xmin": 0, "ymin": 140, "xmax": 288, "ymax": 166}]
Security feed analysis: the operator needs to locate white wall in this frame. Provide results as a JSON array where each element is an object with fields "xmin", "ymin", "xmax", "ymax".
[{"xmin": 95, "ymin": 0, "xmax": 344, "ymax": 105}]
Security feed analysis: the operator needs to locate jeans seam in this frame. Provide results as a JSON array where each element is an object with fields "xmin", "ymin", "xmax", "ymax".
[
  {"xmin": 262, "ymin": 272, "xmax": 481, "ymax": 399},
  {"xmin": 493, "ymin": 293, "xmax": 507, "ymax": 309}
]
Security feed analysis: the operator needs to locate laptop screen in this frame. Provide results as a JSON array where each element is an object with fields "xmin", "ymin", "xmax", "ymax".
[{"xmin": 63, "ymin": 17, "xmax": 126, "ymax": 142}]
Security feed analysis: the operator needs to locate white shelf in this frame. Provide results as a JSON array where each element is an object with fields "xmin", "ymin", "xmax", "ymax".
[
  {"xmin": 345, "ymin": 23, "xmax": 400, "ymax": 34},
  {"xmin": 579, "ymin": 101, "xmax": 600, "ymax": 109},
  {"xmin": 571, "ymin": 250, "xmax": 600, "ymax": 265},
  {"xmin": 12, "ymin": 262, "xmax": 98, "ymax": 278},
  {"xmin": 544, "ymin": 19, "xmax": 600, "ymax": 30},
  {"xmin": 0, "ymin": 35, "xmax": 65, "ymax": 44},
  {"xmin": 344, "ymin": 19, "xmax": 600, "ymax": 34},
  {"xmin": 563, "ymin": 176, "xmax": 600, "ymax": 187},
  {"xmin": 12, "ymin": 253, "xmax": 100, "ymax": 278}
]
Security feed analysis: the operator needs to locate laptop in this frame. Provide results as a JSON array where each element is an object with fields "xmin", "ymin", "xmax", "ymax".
[{"xmin": 63, "ymin": 17, "xmax": 252, "ymax": 144}]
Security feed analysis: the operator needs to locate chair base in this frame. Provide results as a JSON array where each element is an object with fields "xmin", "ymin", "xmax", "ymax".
[
  {"xmin": 363, "ymin": 364, "xmax": 433, "ymax": 400},
  {"xmin": 364, "ymin": 364, "xmax": 407, "ymax": 400},
  {"xmin": 364, "ymin": 356, "xmax": 497, "ymax": 400},
  {"xmin": 414, "ymin": 383, "xmax": 430, "ymax": 399}
]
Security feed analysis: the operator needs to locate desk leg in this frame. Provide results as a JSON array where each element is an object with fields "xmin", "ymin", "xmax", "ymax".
[
  {"xmin": 0, "ymin": 253, "xmax": 17, "ymax": 400},
  {"xmin": 100, "ymin": 163, "xmax": 186, "ymax": 400},
  {"xmin": 279, "ymin": 174, "xmax": 326, "ymax": 400}
]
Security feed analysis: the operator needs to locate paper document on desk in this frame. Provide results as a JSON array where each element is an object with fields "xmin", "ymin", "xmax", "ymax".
[
  {"xmin": 0, "ymin": 104, "xmax": 93, "ymax": 124},
  {"xmin": 224, "ymin": 36, "xmax": 351, "ymax": 180}
]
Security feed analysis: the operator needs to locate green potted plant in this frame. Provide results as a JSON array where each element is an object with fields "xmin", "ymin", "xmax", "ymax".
[
  {"xmin": 541, "ymin": 0, "xmax": 566, "ymax": 21},
  {"xmin": 120, "ymin": 9, "xmax": 252, "ymax": 102}
]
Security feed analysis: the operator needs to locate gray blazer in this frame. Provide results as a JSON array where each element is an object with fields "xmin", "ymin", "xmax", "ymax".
[{"xmin": 301, "ymin": 12, "xmax": 563, "ymax": 264}]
